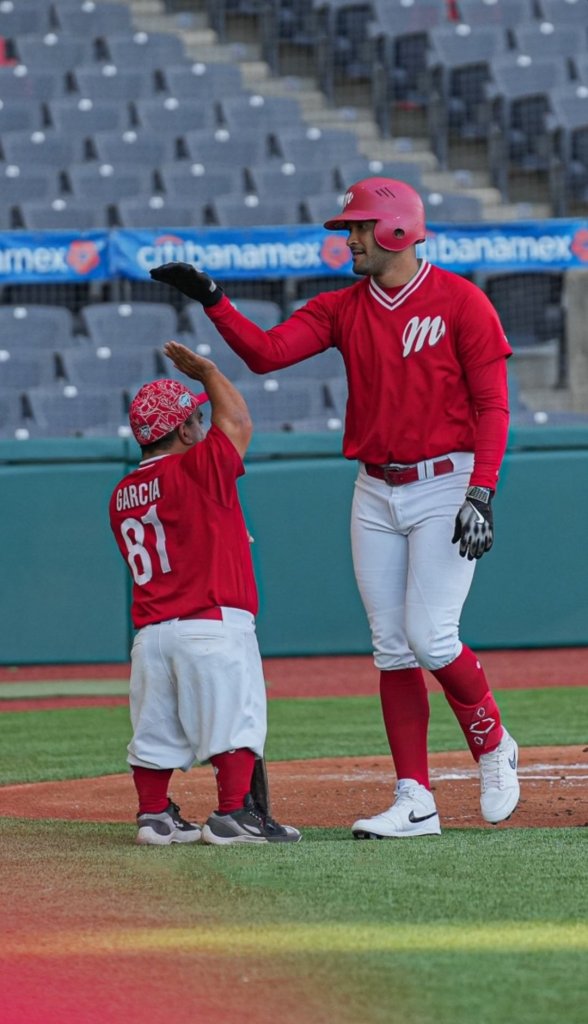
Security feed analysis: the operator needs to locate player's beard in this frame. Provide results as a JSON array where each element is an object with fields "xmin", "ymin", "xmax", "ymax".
[{"xmin": 350, "ymin": 248, "xmax": 390, "ymax": 277}]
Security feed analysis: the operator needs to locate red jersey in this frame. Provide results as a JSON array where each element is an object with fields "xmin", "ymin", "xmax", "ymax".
[
  {"xmin": 109, "ymin": 424, "xmax": 258, "ymax": 628},
  {"xmin": 208, "ymin": 261, "xmax": 512, "ymax": 488}
]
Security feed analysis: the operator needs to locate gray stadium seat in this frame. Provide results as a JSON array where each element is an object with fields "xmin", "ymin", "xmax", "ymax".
[
  {"xmin": 65, "ymin": 163, "xmax": 156, "ymax": 205},
  {"xmin": 510, "ymin": 23, "xmax": 586, "ymax": 62},
  {"xmin": 114, "ymin": 197, "xmax": 205, "ymax": 229},
  {"xmin": 423, "ymin": 189, "xmax": 484, "ymax": 222},
  {"xmin": 51, "ymin": 1, "xmax": 134, "ymax": 38},
  {"xmin": 260, "ymin": 347, "xmax": 346, "ymax": 383},
  {"xmin": 208, "ymin": 194, "xmax": 302, "ymax": 227},
  {"xmin": 102, "ymin": 30, "xmax": 186, "ymax": 70},
  {"xmin": 0, "ymin": 166, "xmax": 59, "ymax": 206},
  {"xmin": 80, "ymin": 302, "xmax": 179, "ymax": 349},
  {"xmin": 71, "ymin": 66, "xmax": 158, "ymax": 102},
  {"xmin": 546, "ymin": 85, "xmax": 588, "ymax": 214},
  {"xmin": 246, "ymin": 165, "xmax": 336, "ymax": 201},
  {"xmin": 536, "ymin": 0, "xmax": 588, "ymax": 25},
  {"xmin": 13, "ymin": 33, "xmax": 96, "ymax": 73},
  {"xmin": 218, "ymin": 94, "xmax": 306, "ymax": 134},
  {"xmin": 46, "ymin": 97, "xmax": 133, "ymax": 136},
  {"xmin": 454, "ymin": 0, "xmax": 537, "ymax": 28},
  {"xmin": 133, "ymin": 97, "xmax": 218, "ymax": 137},
  {"xmin": 334, "ymin": 157, "xmax": 426, "ymax": 191},
  {"xmin": 0, "ymin": 0, "xmax": 52, "ymax": 37},
  {"xmin": 182, "ymin": 128, "xmax": 270, "ymax": 169},
  {"xmin": 90, "ymin": 129, "xmax": 178, "ymax": 167},
  {"xmin": 271, "ymin": 126, "xmax": 362, "ymax": 167},
  {"xmin": 233, "ymin": 377, "xmax": 334, "ymax": 431},
  {"xmin": 479, "ymin": 271, "xmax": 565, "ymax": 353},
  {"xmin": 17, "ymin": 199, "xmax": 111, "ymax": 230},
  {"xmin": 0, "ymin": 65, "xmax": 67, "ymax": 101},
  {"xmin": 1, "ymin": 129, "xmax": 87, "ymax": 172},
  {"xmin": 161, "ymin": 61, "xmax": 244, "ymax": 100},
  {"xmin": 25, "ymin": 385, "xmax": 129, "ymax": 438},
  {"xmin": 0, "ymin": 99, "xmax": 44, "ymax": 134},
  {"xmin": 299, "ymin": 190, "xmax": 346, "ymax": 225},
  {"xmin": 0, "ymin": 348, "xmax": 59, "ymax": 390},
  {"xmin": 157, "ymin": 163, "xmax": 246, "ymax": 202},
  {"xmin": 0, "ymin": 305, "xmax": 76, "ymax": 350},
  {"xmin": 182, "ymin": 307, "xmax": 228, "ymax": 350},
  {"xmin": 59, "ymin": 347, "xmax": 161, "ymax": 391},
  {"xmin": 314, "ymin": 0, "xmax": 377, "ymax": 101},
  {"xmin": 425, "ymin": 22, "xmax": 510, "ymax": 166}
]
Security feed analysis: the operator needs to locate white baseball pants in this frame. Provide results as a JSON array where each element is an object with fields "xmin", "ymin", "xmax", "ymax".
[{"xmin": 351, "ymin": 453, "xmax": 477, "ymax": 671}]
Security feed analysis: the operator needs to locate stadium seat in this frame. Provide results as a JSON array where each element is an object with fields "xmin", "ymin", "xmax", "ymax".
[
  {"xmin": 0, "ymin": 0, "xmax": 52, "ymax": 37},
  {"xmin": 46, "ymin": 97, "xmax": 133, "ymax": 136},
  {"xmin": 79, "ymin": 302, "xmax": 179, "ymax": 350},
  {"xmin": 0, "ymin": 305, "xmax": 76, "ymax": 350},
  {"xmin": 157, "ymin": 163, "xmax": 246, "ymax": 203},
  {"xmin": 90, "ymin": 129, "xmax": 178, "ymax": 167},
  {"xmin": 51, "ymin": 1, "xmax": 134, "ymax": 38},
  {"xmin": 65, "ymin": 163, "xmax": 156, "ymax": 205},
  {"xmin": 314, "ymin": 0, "xmax": 377, "ymax": 101},
  {"xmin": 423, "ymin": 189, "xmax": 484, "ymax": 222},
  {"xmin": 246, "ymin": 165, "xmax": 336, "ymax": 201},
  {"xmin": 484, "ymin": 54, "xmax": 572, "ymax": 199},
  {"xmin": 133, "ymin": 97, "xmax": 218, "ymax": 138},
  {"xmin": 299, "ymin": 190, "xmax": 346, "ymax": 225},
  {"xmin": 425, "ymin": 22, "xmax": 510, "ymax": 166},
  {"xmin": 479, "ymin": 271, "xmax": 565, "ymax": 353},
  {"xmin": 228, "ymin": 377, "xmax": 334, "ymax": 431},
  {"xmin": 333, "ymin": 157, "xmax": 426, "ymax": 191},
  {"xmin": 182, "ymin": 127, "xmax": 271, "ymax": 170},
  {"xmin": 0, "ymin": 65, "xmax": 67, "ymax": 101},
  {"xmin": 271, "ymin": 126, "xmax": 362, "ymax": 167},
  {"xmin": 59, "ymin": 347, "xmax": 162, "ymax": 391},
  {"xmin": 546, "ymin": 85, "xmax": 588, "ymax": 214},
  {"xmin": 25, "ymin": 385, "xmax": 129, "ymax": 438},
  {"xmin": 0, "ymin": 99, "xmax": 44, "ymax": 134},
  {"xmin": 1, "ymin": 129, "xmax": 87, "ymax": 173},
  {"xmin": 161, "ymin": 61, "xmax": 245, "ymax": 100},
  {"xmin": 114, "ymin": 197, "xmax": 205, "ymax": 229},
  {"xmin": 261, "ymin": 346, "xmax": 346, "ymax": 383},
  {"xmin": 0, "ymin": 166, "xmax": 60, "ymax": 207},
  {"xmin": 101, "ymin": 30, "xmax": 186, "ymax": 71},
  {"xmin": 368, "ymin": 0, "xmax": 446, "ymax": 137},
  {"xmin": 13, "ymin": 33, "xmax": 97, "ymax": 73},
  {"xmin": 183, "ymin": 306, "xmax": 228, "ymax": 350},
  {"xmin": 535, "ymin": 0, "xmax": 588, "ymax": 24},
  {"xmin": 71, "ymin": 66, "xmax": 158, "ymax": 103},
  {"xmin": 510, "ymin": 23, "xmax": 586, "ymax": 63},
  {"xmin": 17, "ymin": 199, "xmax": 111, "ymax": 230},
  {"xmin": 208, "ymin": 194, "xmax": 302, "ymax": 227},
  {"xmin": 218, "ymin": 94, "xmax": 306, "ymax": 134},
  {"xmin": 454, "ymin": 0, "xmax": 537, "ymax": 28},
  {"xmin": 0, "ymin": 348, "xmax": 59, "ymax": 390}
]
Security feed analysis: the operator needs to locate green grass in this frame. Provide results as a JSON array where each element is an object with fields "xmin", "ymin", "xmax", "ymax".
[
  {"xmin": 2, "ymin": 819, "xmax": 587, "ymax": 1024},
  {"xmin": 0, "ymin": 687, "xmax": 585, "ymax": 784}
]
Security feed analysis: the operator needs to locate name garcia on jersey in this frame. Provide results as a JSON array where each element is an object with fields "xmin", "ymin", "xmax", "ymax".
[{"xmin": 115, "ymin": 477, "xmax": 161, "ymax": 512}]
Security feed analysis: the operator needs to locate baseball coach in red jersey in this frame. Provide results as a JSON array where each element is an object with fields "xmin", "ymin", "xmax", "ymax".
[
  {"xmin": 150, "ymin": 177, "xmax": 520, "ymax": 839},
  {"xmin": 109, "ymin": 345, "xmax": 300, "ymax": 846}
]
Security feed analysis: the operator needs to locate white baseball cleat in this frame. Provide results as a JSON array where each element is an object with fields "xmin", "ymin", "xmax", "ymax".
[
  {"xmin": 351, "ymin": 779, "xmax": 441, "ymax": 839},
  {"xmin": 479, "ymin": 728, "xmax": 520, "ymax": 824}
]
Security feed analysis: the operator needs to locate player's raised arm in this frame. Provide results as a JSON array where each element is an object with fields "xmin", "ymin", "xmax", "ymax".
[{"xmin": 163, "ymin": 340, "xmax": 252, "ymax": 457}]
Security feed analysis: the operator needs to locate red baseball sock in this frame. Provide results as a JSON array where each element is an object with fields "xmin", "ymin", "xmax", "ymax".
[
  {"xmin": 380, "ymin": 668, "xmax": 431, "ymax": 789},
  {"xmin": 210, "ymin": 748, "xmax": 256, "ymax": 813},
  {"xmin": 431, "ymin": 648, "xmax": 503, "ymax": 761},
  {"xmin": 132, "ymin": 766, "xmax": 173, "ymax": 814}
]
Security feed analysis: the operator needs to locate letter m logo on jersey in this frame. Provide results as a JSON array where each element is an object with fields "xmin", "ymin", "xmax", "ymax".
[{"xmin": 402, "ymin": 316, "xmax": 446, "ymax": 357}]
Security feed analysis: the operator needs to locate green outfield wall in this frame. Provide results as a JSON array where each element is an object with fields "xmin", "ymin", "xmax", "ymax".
[{"xmin": 1, "ymin": 427, "xmax": 587, "ymax": 664}]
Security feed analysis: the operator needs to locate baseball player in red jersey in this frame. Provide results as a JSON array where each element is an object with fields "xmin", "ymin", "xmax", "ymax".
[
  {"xmin": 150, "ymin": 176, "xmax": 520, "ymax": 838},
  {"xmin": 109, "ymin": 344, "xmax": 301, "ymax": 845}
]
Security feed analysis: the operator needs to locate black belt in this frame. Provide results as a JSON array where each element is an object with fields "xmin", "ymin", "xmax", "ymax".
[{"xmin": 364, "ymin": 458, "xmax": 454, "ymax": 486}]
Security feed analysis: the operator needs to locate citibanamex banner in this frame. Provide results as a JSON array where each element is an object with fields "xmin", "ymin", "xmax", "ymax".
[{"xmin": 0, "ymin": 221, "xmax": 587, "ymax": 283}]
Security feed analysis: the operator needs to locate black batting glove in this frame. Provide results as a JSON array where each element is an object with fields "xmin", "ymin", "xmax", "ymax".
[
  {"xmin": 149, "ymin": 262, "xmax": 224, "ymax": 307},
  {"xmin": 452, "ymin": 486, "xmax": 494, "ymax": 561}
]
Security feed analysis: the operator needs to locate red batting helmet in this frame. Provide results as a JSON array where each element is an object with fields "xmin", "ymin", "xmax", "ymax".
[
  {"xmin": 129, "ymin": 378, "xmax": 208, "ymax": 445},
  {"xmin": 323, "ymin": 177, "xmax": 426, "ymax": 252}
]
